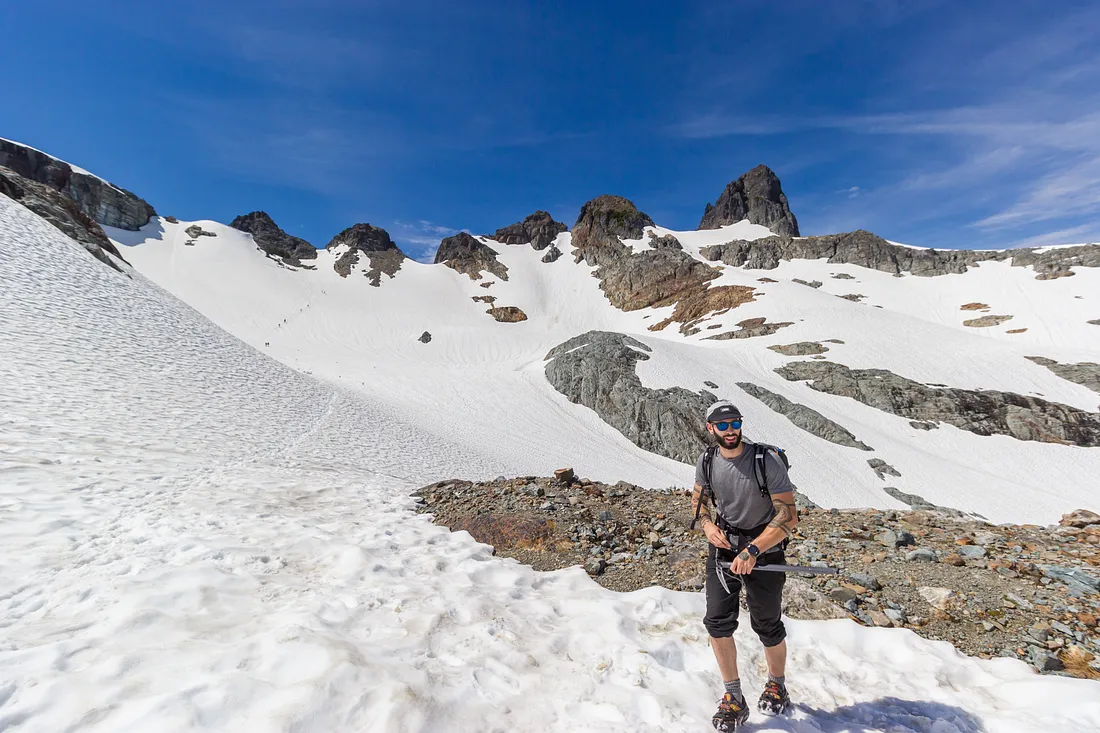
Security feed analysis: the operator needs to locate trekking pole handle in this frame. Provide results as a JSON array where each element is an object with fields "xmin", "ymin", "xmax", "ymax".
[{"xmin": 747, "ymin": 563, "xmax": 839, "ymax": 575}]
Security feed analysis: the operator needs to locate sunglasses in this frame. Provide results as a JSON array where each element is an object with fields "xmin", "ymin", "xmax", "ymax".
[{"xmin": 712, "ymin": 420, "xmax": 742, "ymax": 431}]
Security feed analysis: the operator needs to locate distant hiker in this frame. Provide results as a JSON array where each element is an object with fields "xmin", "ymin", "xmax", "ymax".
[{"xmin": 690, "ymin": 400, "xmax": 798, "ymax": 731}]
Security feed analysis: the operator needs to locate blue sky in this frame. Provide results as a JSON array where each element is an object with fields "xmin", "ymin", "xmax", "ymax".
[{"xmin": 3, "ymin": 0, "xmax": 1099, "ymax": 260}]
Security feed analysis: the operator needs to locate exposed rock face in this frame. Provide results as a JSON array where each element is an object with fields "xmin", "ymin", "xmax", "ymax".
[
  {"xmin": 0, "ymin": 138, "xmax": 155, "ymax": 230},
  {"xmin": 596, "ymin": 248, "xmax": 719, "ymax": 312},
  {"xmin": 491, "ymin": 210, "xmax": 567, "ymax": 251},
  {"xmin": 435, "ymin": 232, "xmax": 509, "ymax": 281},
  {"xmin": 1026, "ymin": 356, "xmax": 1100, "ymax": 396},
  {"xmin": 964, "ymin": 315, "xmax": 1013, "ymax": 328},
  {"xmin": 326, "ymin": 223, "xmax": 407, "ymax": 286},
  {"xmin": 0, "ymin": 165, "xmax": 125, "ymax": 272},
  {"xmin": 229, "ymin": 211, "xmax": 317, "ymax": 265},
  {"xmin": 775, "ymin": 361, "xmax": 1100, "ymax": 447},
  {"xmin": 418, "ymin": 331, "xmax": 432, "ymax": 343},
  {"xmin": 570, "ymin": 195, "xmax": 654, "ymax": 267},
  {"xmin": 487, "ymin": 306, "xmax": 528, "ymax": 323},
  {"xmin": 869, "ymin": 458, "xmax": 902, "ymax": 480},
  {"xmin": 184, "ymin": 224, "xmax": 216, "ymax": 238},
  {"xmin": 704, "ymin": 317, "xmax": 793, "ymax": 340},
  {"xmin": 769, "ymin": 342, "xmax": 830, "ymax": 356},
  {"xmin": 544, "ymin": 331, "xmax": 711, "ymax": 464},
  {"xmin": 698, "ymin": 165, "xmax": 799, "ymax": 237},
  {"xmin": 541, "ymin": 245, "xmax": 562, "ymax": 263},
  {"xmin": 701, "ymin": 229, "xmax": 1100, "ymax": 279},
  {"xmin": 737, "ymin": 382, "xmax": 873, "ymax": 450},
  {"xmin": 650, "ymin": 284, "xmax": 756, "ymax": 334}
]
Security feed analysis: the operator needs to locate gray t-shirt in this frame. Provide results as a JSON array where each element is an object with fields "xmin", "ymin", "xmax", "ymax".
[{"xmin": 694, "ymin": 441, "xmax": 793, "ymax": 529}]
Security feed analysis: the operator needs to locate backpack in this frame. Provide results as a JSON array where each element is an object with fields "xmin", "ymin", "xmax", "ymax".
[{"xmin": 690, "ymin": 442, "xmax": 790, "ymax": 530}]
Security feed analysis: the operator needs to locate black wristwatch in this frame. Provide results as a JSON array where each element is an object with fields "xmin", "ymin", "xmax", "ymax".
[{"xmin": 746, "ymin": 543, "xmax": 761, "ymax": 558}]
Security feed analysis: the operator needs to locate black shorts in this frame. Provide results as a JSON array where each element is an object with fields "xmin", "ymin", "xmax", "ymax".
[{"xmin": 703, "ymin": 543, "xmax": 787, "ymax": 647}]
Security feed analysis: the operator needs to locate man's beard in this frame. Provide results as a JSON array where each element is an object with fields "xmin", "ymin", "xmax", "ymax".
[{"xmin": 718, "ymin": 433, "xmax": 742, "ymax": 449}]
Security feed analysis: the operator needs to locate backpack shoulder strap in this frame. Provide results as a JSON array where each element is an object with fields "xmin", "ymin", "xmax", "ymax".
[
  {"xmin": 752, "ymin": 443, "xmax": 771, "ymax": 498},
  {"xmin": 690, "ymin": 446, "xmax": 719, "ymax": 529}
]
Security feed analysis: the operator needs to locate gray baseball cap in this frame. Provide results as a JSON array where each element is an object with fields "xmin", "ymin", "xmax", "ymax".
[{"xmin": 706, "ymin": 400, "xmax": 742, "ymax": 423}]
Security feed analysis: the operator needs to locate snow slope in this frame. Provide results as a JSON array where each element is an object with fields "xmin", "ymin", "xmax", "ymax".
[
  {"xmin": 4, "ymin": 172, "xmax": 1100, "ymax": 733},
  {"xmin": 112, "ymin": 217, "xmax": 1100, "ymax": 525}
]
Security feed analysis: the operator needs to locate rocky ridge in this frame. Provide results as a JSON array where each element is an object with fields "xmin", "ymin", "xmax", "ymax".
[
  {"xmin": 776, "ymin": 361, "xmax": 1100, "ymax": 447},
  {"xmin": 490, "ymin": 210, "xmax": 567, "ymax": 251},
  {"xmin": 701, "ymin": 229, "xmax": 1100, "ymax": 279},
  {"xmin": 415, "ymin": 476, "xmax": 1100, "ymax": 678},
  {"xmin": 0, "ymin": 165, "xmax": 126, "ymax": 272},
  {"xmin": 229, "ymin": 211, "xmax": 317, "ymax": 267},
  {"xmin": 0, "ymin": 138, "xmax": 155, "ymax": 230}
]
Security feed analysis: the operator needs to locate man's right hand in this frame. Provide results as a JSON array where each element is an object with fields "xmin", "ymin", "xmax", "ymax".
[{"xmin": 702, "ymin": 519, "xmax": 732, "ymax": 549}]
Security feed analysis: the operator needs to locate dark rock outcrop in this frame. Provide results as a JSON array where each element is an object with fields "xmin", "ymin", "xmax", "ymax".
[
  {"xmin": 699, "ymin": 165, "xmax": 799, "ymax": 237},
  {"xmin": 737, "ymin": 382, "xmax": 873, "ymax": 450},
  {"xmin": 541, "ymin": 245, "xmax": 562, "ymax": 263},
  {"xmin": 0, "ymin": 165, "xmax": 125, "ymax": 272},
  {"xmin": 419, "ymin": 331, "xmax": 432, "ymax": 343},
  {"xmin": 491, "ymin": 210, "xmax": 567, "ymax": 251},
  {"xmin": 544, "ymin": 331, "xmax": 712, "ymax": 464},
  {"xmin": 570, "ymin": 194, "xmax": 724, "ymax": 321},
  {"xmin": 776, "ymin": 361, "xmax": 1100, "ymax": 447},
  {"xmin": 868, "ymin": 458, "xmax": 902, "ymax": 480},
  {"xmin": 435, "ymin": 232, "xmax": 509, "ymax": 281},
  {"xmin": 0, "ymin": 138, "xmax": 155, "ymax": 230},
  {"xmin": 570, "ymin": 195, "xmax": 654, "ymax": 267},
  {"xmin": 648, "ymin": 231, "xmax": 682, "ymax": 250},
  {"xmin": 325, "ymin": 223, "xmax": 407, "ymax": 286},
  {"xmin": 229, "ymin": 211, "xmax": 317, "ymax": 266},
  {"xmin": 1026, "ymin": 356, "xmax": 1100, "ymax": 396},
  {"xmin": 701, "ymin": 229, "xmax": 1100, "ymax": 279}
]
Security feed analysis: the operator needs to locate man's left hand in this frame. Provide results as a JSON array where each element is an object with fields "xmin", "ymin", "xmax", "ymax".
[{"xmin": 730, "ymin": 550, "xmax": 756, "ymax": 575}]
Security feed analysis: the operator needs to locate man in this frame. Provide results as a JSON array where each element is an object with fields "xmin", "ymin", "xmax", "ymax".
[{"xmin": 691, "ymin": 400, "xmax": 799, "ymax": 731}]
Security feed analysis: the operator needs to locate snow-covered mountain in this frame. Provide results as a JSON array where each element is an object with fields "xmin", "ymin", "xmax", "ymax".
[
  {"xmin": 3, "ymin": 142, "xmax": 1100, "ymax": 732},
  {"xmin": 104, "ymin": 201, "xmax": 1100, "ymax": 527}
]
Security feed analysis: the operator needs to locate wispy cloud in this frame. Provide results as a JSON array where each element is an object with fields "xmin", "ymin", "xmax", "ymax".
[
  {"xmin": 390, "ymin": 220, "xmax": 465, "ymax": 262},
  {"xmin": 1003, "ymin": 223, "xmax": 1100, "ymax": 249}
]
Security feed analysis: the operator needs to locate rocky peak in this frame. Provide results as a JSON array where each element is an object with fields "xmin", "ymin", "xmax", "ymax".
[
  {"xmin": 435, "ymin": 232, "xmax": 509, "ymax": 281},
  {"xmin": 229, "ymin": 211, "xmax": 317, "ymax": 266},
  {"xmin": 571, "ymin": 195, "xmax": 655, "ymax": 267},
  {"xmin": 325, "ymin": 222, "xmax": 401, "ymax": 253},
  {"xmin": 699, "ymin": 164, "xmax": 799, "ymax": 237},
  {"xmin": 324, "ymin": 223, "xmax": 407, "ymax": 286},
  {"xmin": 0, "ymin": 138, "xmax": 156, "ymax": 230},
  {"xmin": 491, "ymin": 210, "xmax": 567, "ymax": 251}
]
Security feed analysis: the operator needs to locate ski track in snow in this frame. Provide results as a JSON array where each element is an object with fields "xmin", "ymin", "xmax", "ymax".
[{"xmin": 3, "ymin": 197, "xmax": 1100, "ymax": 731}]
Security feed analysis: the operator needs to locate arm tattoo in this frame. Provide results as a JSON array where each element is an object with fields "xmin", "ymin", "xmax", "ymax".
[
  {"xmin": 767, "ymin": 495, "xmax": 798, "ymax": 537},
  {"xmin": 691, "ymin": 484, "xmax": 713, "ymax": 524}
]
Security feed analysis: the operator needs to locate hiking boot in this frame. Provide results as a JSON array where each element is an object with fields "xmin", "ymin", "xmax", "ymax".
[
  {"xmin": 711, "ymin": 692, "xmax": 749, "ymax": 731},
  {"xmin": 757, "ymin": 680, "xmax": 791, "ymax": 716}
]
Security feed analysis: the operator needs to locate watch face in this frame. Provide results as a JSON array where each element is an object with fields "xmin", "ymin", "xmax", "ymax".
[{"xmin": 748, "ymin": 544, "xmax": 760, "ymax": 557}]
